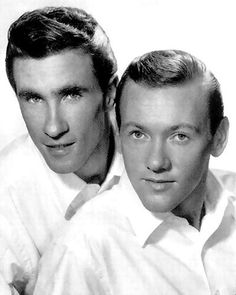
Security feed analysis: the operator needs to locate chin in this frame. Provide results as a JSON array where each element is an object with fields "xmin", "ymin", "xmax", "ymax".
[
  {"xmin": 47, "ymin": 160, "xmax": 77, "ymax": 174},
  {"xmin": 49, "ymin": 166, "xmax": 73, "ymax": 174},
  {"xmin": 149, "ymin": 206, "xmax": 171, "ymax": 214},
  {"xmin": 141, "ymin": 196, "xmax": 175, "ymax": 213}
]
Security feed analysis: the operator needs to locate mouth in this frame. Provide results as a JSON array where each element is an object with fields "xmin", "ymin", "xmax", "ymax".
[
  {"xmin": 44, "ymin": 142, "xmax": 75, "ymax": 155},
  {"xmin": 143, "ymin": 178, "xmax": 175, "ymax": 191},
  {"xmin": 45, "ymin": 142, "xmax": 75, "ymax": 149}
]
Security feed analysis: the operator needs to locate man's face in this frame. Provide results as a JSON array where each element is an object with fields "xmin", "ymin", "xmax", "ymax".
[
  {"xmin": 120, "ymin": 79, "xmax": 214, "ymax": 213},
  {"xmin": 13, "ymin": 49, "xmax": 108, "ymax": 176}
]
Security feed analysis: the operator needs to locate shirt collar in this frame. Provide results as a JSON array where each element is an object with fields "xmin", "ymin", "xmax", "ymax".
[
  {"xmin": 118, "ymin": 170, "xmax": 236, "ymax": 246},
  {"xmin": 95, "ymin": 125, "xmax": 124, "ymax": 193},
  {"xmin": 99, "ymin": 150, "xmax": 124, "ymax": 193},
  {"xmin": 118, "ymin": 171, "xmax": 171, "ymax": 246},
  {"xmin": 202, "ymin": 170, "xmax": 236, "ymax": 236}
]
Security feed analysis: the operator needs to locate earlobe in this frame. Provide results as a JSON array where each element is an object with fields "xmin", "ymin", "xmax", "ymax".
[
  {"xmin": 211, "ymin": 116, "xmax": 229, "ymax": 157},
  {"xmin": 105, "ymin": 75, "xmax": 119, "ymax": 111}
]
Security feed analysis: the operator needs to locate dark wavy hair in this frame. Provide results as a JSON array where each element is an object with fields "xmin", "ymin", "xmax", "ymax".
[
  {"xmin": 6, "ymin": 6, "xmax": 117, "ymax": 94},
  {"xmin": 115, "ymin": 50, "xmax": 224, "ymax": 136}
]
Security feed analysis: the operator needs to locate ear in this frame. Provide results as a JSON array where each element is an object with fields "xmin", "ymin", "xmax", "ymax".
[
  {"xmin": 211, "ymin": 116, "xmax": 229, "ymax": 157},
  {"xmin": 104, "ymin": 75, "xmax": 119, "ymax": 111}
]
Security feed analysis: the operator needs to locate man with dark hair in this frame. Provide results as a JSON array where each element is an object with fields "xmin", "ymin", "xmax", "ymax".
[
  {"xmin": 35, "ymin": 50, "xmax": 236, "ymax": 295},
  {"xmin": 0, "ymin": 6, "xmax": 123, "ymax": 294}
]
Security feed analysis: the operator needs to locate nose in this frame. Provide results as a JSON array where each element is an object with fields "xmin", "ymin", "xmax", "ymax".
[
  {"xmin": 44, "ymin": 104, "xmax": 69, "ymax": 139},
  {"xmin": 146, "ymin": 140, "xmax": 171, "ymax": 173}
]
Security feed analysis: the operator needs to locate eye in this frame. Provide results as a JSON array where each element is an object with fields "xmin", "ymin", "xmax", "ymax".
[
  {"xmin": 65, "ymin": 94, "xmax": 79, "ymax": 100},
  {"xmin": 62, "ymin": 91, "xmax": 83, "ymax": 102},
  {"xmin": 25, "ymin": 96, "xmax": 43, "ymax": 104},
  {"xmin": 130, "ymin": 130, "xmax": 145, "ymax": 139},
  {"xmin": 173, "ymin": 133, "xmax": 189, "ymax": 143}
]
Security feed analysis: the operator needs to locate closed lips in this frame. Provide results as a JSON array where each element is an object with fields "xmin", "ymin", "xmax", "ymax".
[
  {"xmin": 45, "ymin": 142, "xmax": 75, "ymax": 148},
  {"xmin": 144, "ymin": 178, "xmax": 174, "ymax": 183}
]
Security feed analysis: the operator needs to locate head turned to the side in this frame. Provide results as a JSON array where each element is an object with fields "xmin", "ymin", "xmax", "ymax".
[{"xmin": 5, "ymin": 7, "xmax": 118, "ymax": 183}]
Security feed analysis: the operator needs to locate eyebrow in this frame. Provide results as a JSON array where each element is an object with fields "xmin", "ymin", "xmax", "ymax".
[
  {"xmin": 18, "ymin": 90, "xmax": 42, "ymax": 100},
  {"xmin": 122, "ymin": 122, "xmax": 201, "ymax": 134},
  {"xmin": 17, "ymin": 85, "xmax": 89, "ymax": 99},
  {"xmin": 169, "ymin": 124, "xmax": 201, "ymax": 134},
  {"xmin": 57, "ymin": 85, "xmax": 89, "ymax": 97},
  {"xmin": 121, "ymin": 122, "xmax": 144, "ymax": 130}
]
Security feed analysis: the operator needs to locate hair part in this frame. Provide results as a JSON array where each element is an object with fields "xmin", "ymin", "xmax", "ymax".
[
  {"xmin": 115, "ymin": 50, "xmax": 224, "ymax": 135},
  {"xmin": 6, "ymin": 6, "xmax": 117, "ymax": 94}
]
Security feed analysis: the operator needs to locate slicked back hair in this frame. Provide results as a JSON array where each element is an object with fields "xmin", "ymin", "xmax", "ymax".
[
  {"xmin": 115, "ymin": 50, "xmax": 224, "ymax": 136},
  {"xmin": 6, "ymin": 6, "xmax": 117, "ymax": 94}
]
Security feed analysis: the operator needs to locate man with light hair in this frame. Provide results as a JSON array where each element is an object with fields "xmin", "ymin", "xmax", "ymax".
[{"xmin": 35, "ymin": 50, "xmax": 236, "ymax": 295}]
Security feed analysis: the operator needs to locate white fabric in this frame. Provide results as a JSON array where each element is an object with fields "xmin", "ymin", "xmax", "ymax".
[
  {"xmin": 34, "ymin": 170, "xmax": 236, "ymax": 295},
  {"xmin": 0, "ymin": 134, "xmax": 124, "ymax": 293},
  {"xmin": 0, "ymin": 274, "xmax": 15, "ymax": 295}
]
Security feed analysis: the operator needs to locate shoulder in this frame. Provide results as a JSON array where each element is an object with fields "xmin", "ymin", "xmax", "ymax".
[
  {"xmin": 55, "ymin": 186, "xmax": 127, "ymax": 251},
  {"xmin": 211, "ymin": 168, "xmax": 236, "ymax": 195},
  {"xmin": 0, "ymin": 134, "xmax": 45, "ymax": 185},
  {"xmin": 71, "ymin": 186, "xmax": 125, "ymax": 234},
  {"xmin": 0, "ymin": 134, "xmax": 32, "ymax": 173},
  {"xmin": 0, "ymin": 134, "xmax": 30, "ymax": 159}
]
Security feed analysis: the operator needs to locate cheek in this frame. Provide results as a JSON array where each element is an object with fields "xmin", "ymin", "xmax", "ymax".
[
  {"xmin": 20, "ymin": 106, "xmax": 44, "ymax": 134},
  {"xmin": 122, "ymin": 144, "xmax": 145, "ymax": 175},
  {"xmin": 176, "ymin": 147, "xmax": 210, "ymax": 183},
  {"xmin": 172, "ymin": 141, "xmax": 211, "ymax": 166},
  {"xmin": 72, "ymin": 101, "xmax": 104, "ymax": 128}
]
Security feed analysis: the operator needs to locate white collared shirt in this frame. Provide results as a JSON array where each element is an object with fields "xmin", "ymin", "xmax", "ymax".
[
  {"xmin": 0, "ymin": 134, "xmax": 124, "ymax": 291},
  {"xmin": 34, "ymin": 170, "xmax": 236, "ymax": 295}
]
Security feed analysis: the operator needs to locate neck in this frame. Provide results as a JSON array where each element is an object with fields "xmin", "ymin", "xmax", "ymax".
[
  {"xmin": 172, "ymin": 176, "xmax": 207, "ymax": 230},
  {"xmin": 75, "ymin": 123, "xmax": 115, "ymax": 185}
]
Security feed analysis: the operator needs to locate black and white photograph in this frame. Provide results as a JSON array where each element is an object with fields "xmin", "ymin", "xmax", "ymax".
[{"xmin": 0, "ymin": 0, "xmax": 235, "ymax": 294}]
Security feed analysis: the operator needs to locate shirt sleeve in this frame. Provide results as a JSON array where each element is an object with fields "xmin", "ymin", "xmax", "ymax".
[
  {"xmin": 0, "ymin": 204, "xmax": 39, "ymax": 295},
  {"xmin": 0, "ymin": 234, "xmax": 28, "ymax": 295},
  {"xmin": 0, "ymin": 273, "xmax": 19, "ymax": 295},
  {"xmin": 34, "ymin": 239, "xmax": 110, "ymax": 295}
]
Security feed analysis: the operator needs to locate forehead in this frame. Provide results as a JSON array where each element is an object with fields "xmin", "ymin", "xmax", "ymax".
[
  {"xmin": 120, "ymin": 79, "xmax": 209, "ymax": 129},
  {"xmin": 13, "ymin": 49, "xmax": 99, "ymax": 93}
]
